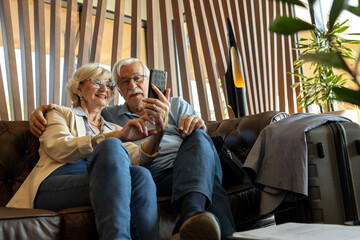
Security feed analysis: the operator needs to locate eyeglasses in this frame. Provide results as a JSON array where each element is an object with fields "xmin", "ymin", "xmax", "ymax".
[
  {"xmin": 118, "ymin": 75, "xmax": 146, "ymax": 87},
  {"xmin": 88, "ymin": 78, "xmax": 116, "ymax": 92}
]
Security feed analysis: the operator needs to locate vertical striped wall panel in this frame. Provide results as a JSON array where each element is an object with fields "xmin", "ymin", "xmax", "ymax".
[
  {"xmin": 77, "ymin": 0, "xmax": 93, "ymax": 68},
  {"xmin": 172, "ymin": 0, "xmax": 193, "ymax": 105},
  {"xmin": 90, "ymin": 0, "xmax": 107, "ymax": 63},
  {"xmin": 0, "ymin": 0, "xmax": 21, "ymax": 120},
  {"xmin": 63, "ymin": 0, "xmax": 78, "ymax": 107},
  {"xmin": 18, "ymin": 0, "xmax": 34, "ymax": 119},
  {"xmin": 212, "ymin": 0, "xmax": 228, "ymax": 61},
  {"xmin": 34, "ymin": 0, "xmax": 47, "ymax": 107},
  {"xmin": 146, "ymin": 0, "xmax": 157, "ymax": 70},
  {"xmin": 193, "ymin": 0, "xmax": 224, "ymax": 120},
  {"xmin": 49, "ymin": 1, "xmax": 61, "ymax": 105},
  {"xmin": 159, "ymin": 0, "xmax": 177, "ymax": 96},
  {"xmin": 183, "ymin": 0, "xmax": 210, "ymax": 121},
  {"xmin": 0, "ymin": 0, "xmax": 302, "ymax": 121},
  {"xmin": 111, "ymin": 0, "xmax": 125, "ymax": 105},
  {"xmin": 131, "ymin": 0, "xmax": 141, "ymax": 59},
  {"xmin": 0, "ymin": 66, "xmax": 8, "ymax": 120}
]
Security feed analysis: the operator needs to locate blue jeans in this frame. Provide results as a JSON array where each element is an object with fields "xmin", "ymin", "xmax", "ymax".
[
  {"xmin": 35, "ymin": 138, "xmax": 159, "ymax": 240},
  {"xmin": 155, "ymin": 130, "xmax": 235, "ymax": 240}
]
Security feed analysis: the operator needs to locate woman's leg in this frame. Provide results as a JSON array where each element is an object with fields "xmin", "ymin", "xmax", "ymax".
[
  {"xmin": 129, "ymin": 166, "xmax": 159, "ymax": 240},
  {"xmin": 34, "ymin": 160, "xmax": 89, "ymax": 211},
  {"xmin": 36, "ymin": 138, "xmax": 159, "ymax": 240}
]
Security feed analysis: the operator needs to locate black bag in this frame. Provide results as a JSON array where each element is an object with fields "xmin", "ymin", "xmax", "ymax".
[{"xmin": 211, "ymin": 136, "xmax": 251, "ymax": 189}]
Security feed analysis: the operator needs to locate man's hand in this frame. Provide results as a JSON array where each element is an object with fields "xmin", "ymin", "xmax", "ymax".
[
  {"xmin": 30, "ymin": 104, "xmax": 54, "ymax": 137},
  {"xmin": 142, "ymin": 84, "xmax": 171, "ymax": 134},
  {"xmin": 178, "ymin": 115, "xmax": 206, "ymax": 136}
]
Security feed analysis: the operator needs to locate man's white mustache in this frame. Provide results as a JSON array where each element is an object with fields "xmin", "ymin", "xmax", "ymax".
[{"xmin": 127, "ymin": 88, "xmax": 143, "ymax": 98}]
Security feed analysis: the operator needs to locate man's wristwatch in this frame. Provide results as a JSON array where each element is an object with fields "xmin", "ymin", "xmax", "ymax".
[{"xmin": 95, "ymin": 134, "xmax": 106, "ymax": 145}]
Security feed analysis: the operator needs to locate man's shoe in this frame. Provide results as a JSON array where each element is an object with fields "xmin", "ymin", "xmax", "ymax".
[{"xmin": 178, "ymin": 212, "xmax": 220, "ymax": 240}]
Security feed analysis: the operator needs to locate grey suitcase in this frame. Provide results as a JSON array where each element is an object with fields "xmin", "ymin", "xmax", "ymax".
[{"xmin": 306, "ymin": 121, "xmax": 360, "ymax": 224}]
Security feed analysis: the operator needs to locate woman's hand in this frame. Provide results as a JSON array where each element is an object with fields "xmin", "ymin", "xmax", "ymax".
[{"xmin": 119, "ymin": 114, "xmax": 157, "ymax": 141}]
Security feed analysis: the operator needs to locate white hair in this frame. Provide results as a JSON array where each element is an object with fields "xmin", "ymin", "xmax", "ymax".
[
  {"xmin": 65, "ymin": 63, "xmax": 113, "ymax": 107},
  {"xmin": 112, "ymin": 58, "xmax": 150, "ymax": 86}
]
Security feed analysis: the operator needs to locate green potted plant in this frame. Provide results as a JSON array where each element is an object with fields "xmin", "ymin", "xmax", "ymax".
[
  {"xmin": 291, "ymin": 19, "xmax": 359, "ymax": 113},
  {"xmin": 269, "ymin": 0, "xmax": 360, "ymax": 109}
]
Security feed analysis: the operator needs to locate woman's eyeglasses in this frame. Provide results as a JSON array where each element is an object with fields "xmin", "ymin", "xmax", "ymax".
[
  {"xmin": 88, "ymin": 78, "xmax": 116, "ymax": 92},
  {"xmin": 118, "ymin": 75, "xmax": 146, "ymax": 87}
]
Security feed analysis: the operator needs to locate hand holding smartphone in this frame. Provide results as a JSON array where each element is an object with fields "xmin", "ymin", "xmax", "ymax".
[{"xmin": 148, "ymin": 69, "xmax": 167, "ymax": 99}]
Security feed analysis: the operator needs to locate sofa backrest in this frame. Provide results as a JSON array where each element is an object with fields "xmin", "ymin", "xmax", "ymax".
[
  {"xmin": 0, "ymin": 121, "xmax": 40, "ymax": 206},
  {"xmin": 0, "ymin": 111, "xmax": 288, "ymax": 206},
  {"xmin": 206, "ymin": 111, "xmax": 289, "ymax": 162}
]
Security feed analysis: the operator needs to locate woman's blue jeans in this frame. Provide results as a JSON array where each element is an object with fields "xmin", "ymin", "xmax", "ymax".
[
  {"xmin": 34, "ymin": 138, "xmax": 159, "ymax": 240},
  {"xmin": 154, "ymin": 130, "xmax": 236, "ymax": 240}
]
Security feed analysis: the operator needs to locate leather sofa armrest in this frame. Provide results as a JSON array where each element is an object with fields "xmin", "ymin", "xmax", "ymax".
[
  {"xmin": 206, "ymin": 111, "xmax": 289, "ymax": 162},
  {"xmin": 0, "ymin": 206, "xmax": 58, "ymax": 219}
]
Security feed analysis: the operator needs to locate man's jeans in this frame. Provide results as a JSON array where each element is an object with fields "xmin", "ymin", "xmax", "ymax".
[
  {"xmin": 35, "ymin": 138, "xmax": 159, "ymax": 240},
  {"xmin": 155, "ymin": 130, "xmax": 236, "ymax": 240}
]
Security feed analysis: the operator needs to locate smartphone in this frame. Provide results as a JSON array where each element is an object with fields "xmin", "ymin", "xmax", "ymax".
[{"xmin": 148, "ymin": 69, "xmax": 167, "ymax": 99}]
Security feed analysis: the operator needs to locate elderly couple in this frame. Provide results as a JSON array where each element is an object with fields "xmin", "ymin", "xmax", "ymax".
[{"xmin": 6, "ymin": 58, "xmax": 235, "ymax": 240}]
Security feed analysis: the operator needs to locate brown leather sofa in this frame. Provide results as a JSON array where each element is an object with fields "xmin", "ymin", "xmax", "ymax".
[{"xmin": 0, "ymin": 111, "xmax": 288, "ymax": 240}]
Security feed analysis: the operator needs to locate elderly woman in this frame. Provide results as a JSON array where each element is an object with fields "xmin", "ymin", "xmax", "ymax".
[{"xmin": 6, "ymin": 63, "xmax": 169, "ymax": 240}]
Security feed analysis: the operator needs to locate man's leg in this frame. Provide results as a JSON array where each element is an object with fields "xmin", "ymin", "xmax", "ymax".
[{"xmin": 171, "ymin": 129, "xmax": 235, "ymax": 239}]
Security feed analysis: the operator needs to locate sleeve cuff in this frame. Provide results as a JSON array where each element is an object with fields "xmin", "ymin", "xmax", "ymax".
[{"xmin": 138, "ymin": 142, "xmax": 162, "ymax": 168}]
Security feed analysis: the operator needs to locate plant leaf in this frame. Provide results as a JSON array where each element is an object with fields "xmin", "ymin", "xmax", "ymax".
[
  {"xmin": 291, "ymin": 82, "xmax": 300, "ymax": 88},
  {"xmin": 329, "ymin": 0, "xmax": 347, "ymax": 31},
  {"xmin": 299, "ymin": 52, "xmax": 352, "ymax": 73},
  {"xmin": 269, "ymin": 16, "xmax": 314, "ymax": 35},
  {"xmin": 274, "ymin": 0, "xmax": 306, "ymax": 7},
  {"xmin": 333, "ymin": 87, "xmax": 360, "ymax": 105},
  {"xmin": 346, "ymin": 5, "xmax": 360, "ymax": 17}
]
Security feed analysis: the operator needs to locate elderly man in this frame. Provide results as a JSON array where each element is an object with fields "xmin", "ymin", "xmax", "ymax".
[{"xmin": 30, "ymin": 58, "xmax": 235, "ymax": 240}]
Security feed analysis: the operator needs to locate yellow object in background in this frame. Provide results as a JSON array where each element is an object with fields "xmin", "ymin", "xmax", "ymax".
[{"xmin": 231, "ymin": 46, "xmax": 245, "ymax": 89}]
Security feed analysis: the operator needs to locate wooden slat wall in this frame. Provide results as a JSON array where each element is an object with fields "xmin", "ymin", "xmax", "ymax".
[
  {"xmin": 0, "ymin": 0, "xmax": 21, "ymax": 120},
  {"xmin": 49, "ymin": 1, "xmax": 61, "ymax": 105},
  {"xmin": 0, "ymin": 0, "xmax": 301, "ymax": 121},
  {"xmin": 90, "ymin": 0, "xmax": 107, "ymax": 63},
  {"xmin": 18, "ymin": 0, "xmax": 34, "ymax": 119},
  {"xmin": 34, "ymin": 0, "xmax": 47, "ymax": 107},
  {"xmin": 111, "ymin": 0, "xmax": 125, "ymax": 105},
  {"xmin": 203, "ymin": 0, "xmax": 226, "ymax": 92},
  {"xmin": 62, "ymin": 0, "xmax": 78, "ymax": 107},
  {"xmin": 131, "ymin": 0, "xmax": 141, "ymax": 59},
  {"xmin": 193, "ymin": 0, "xmax": 224, "ymax": 120},
  {"xmin": 77, "ymin": 0, "xmax": 93, "ymax": 68},
  {"xmin": 159, "ymin": 0, "xmax": 177, "ymax": 96},
  {"xmin": 146, "ymin": 0, "xmax": 157, "ymax": 70},
  {"xmin": 212, "ymin": 0, "xmax": 228, "ymax": 61},
  {"xmin": 0, "ymin": 66, "xmax": 8, "ymax": 120},
  {"xmin": 233, "ymin": 0, "xmax": 300, "ymax": 114},
  {"xmin": 183, "ymin": 0, "xmax": 210, "ymax": 120},
  {"xmin": 172, "ymin": 0, "xmax": 192, "ymax": 105}
]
